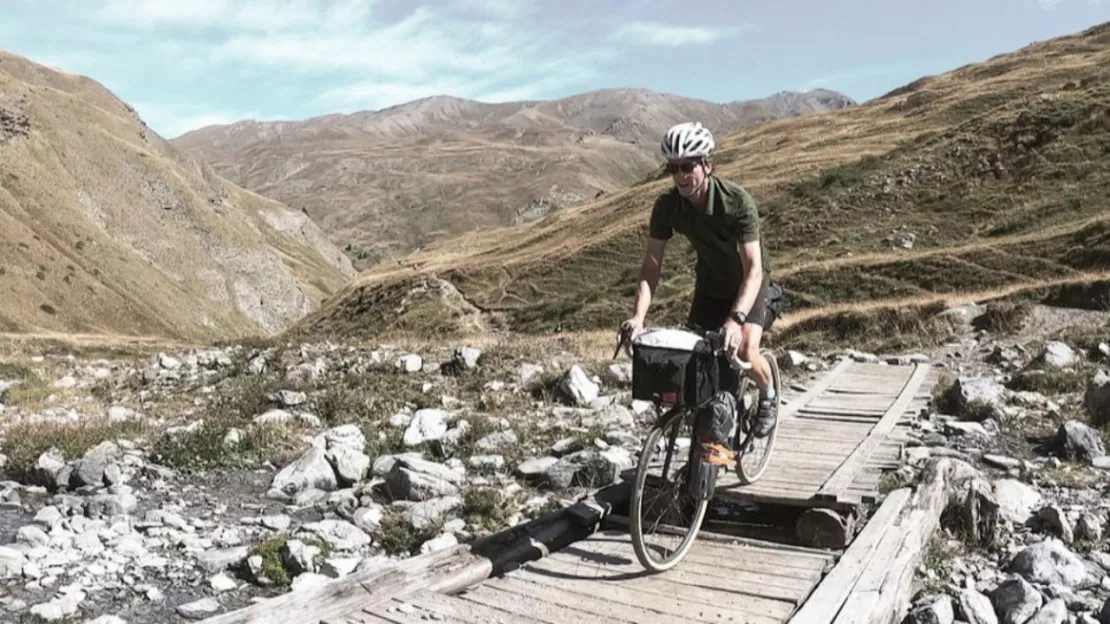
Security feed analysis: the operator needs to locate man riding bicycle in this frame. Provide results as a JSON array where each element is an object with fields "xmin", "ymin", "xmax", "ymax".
[{"xmin": 621, "ymin": 121, "xmax": 778, "ymax": 460}]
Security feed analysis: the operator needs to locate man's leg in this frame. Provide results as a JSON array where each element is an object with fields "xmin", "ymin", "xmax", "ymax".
[
  {"xmin": 740, "ymin": 278, "xmax": 777, "ymax": 437},
  {"xmin": 686, "ymin": 290, "xmax": 740, "ymax": 464}
]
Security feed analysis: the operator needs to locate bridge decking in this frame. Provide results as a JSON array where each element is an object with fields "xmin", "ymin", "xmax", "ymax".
[
  {"xmin": 715, "ymin": 358, "xmax": 937, "ymax": 510},
  {"xmin": 339, "ymin": 529, "xmax": 836, "ymax": 624}
]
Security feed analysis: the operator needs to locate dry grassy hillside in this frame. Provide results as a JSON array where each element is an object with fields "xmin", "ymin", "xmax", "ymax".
[
  {"xmin": 173, "ymin": 88, "xmax": 854, "ymax": 269},
  {"xmin": 0, "ymin": 51, "xmax": 355, "ymax": 342},
  {"xmin": 292, "ymin": 22, "xmax": 1110, "ymax": 352}
]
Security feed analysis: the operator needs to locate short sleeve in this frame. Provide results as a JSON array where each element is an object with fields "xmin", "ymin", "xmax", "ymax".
[
  {"xmin": 730, "ymin": 189, "xmax": 761, "ymax": 243},
  {"xmin": 648, "ymin": 194, "xmax": 674, "ymax": 240}
]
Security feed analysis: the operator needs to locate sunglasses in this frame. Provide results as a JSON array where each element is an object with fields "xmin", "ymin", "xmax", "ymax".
[{"xmin": 665, "ymin": 160, "xmax": 701, "ymax": 174}]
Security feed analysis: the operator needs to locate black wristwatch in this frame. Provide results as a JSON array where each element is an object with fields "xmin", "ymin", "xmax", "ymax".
[{"xmin": 729, "ymin": 310, "xmax": 747, "ymax": 324}]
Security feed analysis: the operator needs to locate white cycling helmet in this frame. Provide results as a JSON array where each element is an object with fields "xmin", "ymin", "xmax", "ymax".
[{"xmin": 661, "ymin": 121, "xmax": 714, "ymax": 160}]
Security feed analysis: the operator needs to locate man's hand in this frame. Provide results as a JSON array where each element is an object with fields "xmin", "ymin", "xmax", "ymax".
[
  {"xmin": 722, "ymin": 318, "xmax": 744, "ymax": 357},
  {"xmin": 620, "ymin": 318, "xmax": 645, "ymax": 342}
]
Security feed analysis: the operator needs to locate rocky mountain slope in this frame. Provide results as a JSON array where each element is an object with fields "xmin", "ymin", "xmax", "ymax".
[
  {"xmin": 0, "ymin": 50, "xmax": 355, "ymax": 342},
  {"xmin": 290, "ymin": 21, "xmax": 1110, "ymax": 349},
  {"xmin": 173, "ymin": 88, "xmax": 855, "ymax": 268}
]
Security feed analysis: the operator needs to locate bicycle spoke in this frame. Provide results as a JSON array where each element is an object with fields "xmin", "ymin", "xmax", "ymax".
[{"xmin": 630, "ymin": 409, "xmax": 707, "ymax": 571}]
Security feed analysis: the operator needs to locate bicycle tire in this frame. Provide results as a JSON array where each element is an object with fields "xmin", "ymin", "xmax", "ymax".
[
  {"xmin": 735, "ymin": 348, "xmax": 782, "ymax": 485},
  {"xmin": 629, "ymin": 407, "xmax": 709, "ymax": 572}
]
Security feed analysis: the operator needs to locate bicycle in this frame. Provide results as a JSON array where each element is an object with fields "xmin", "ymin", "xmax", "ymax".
[{"xmin": 613, "ymin": 324, "xmax": 782, "ymax": 572}]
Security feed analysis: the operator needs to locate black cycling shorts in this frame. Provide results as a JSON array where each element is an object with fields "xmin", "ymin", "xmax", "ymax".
[{"xmin": 685, "ymin": 276, "xmax": 772, "ymax": 332}]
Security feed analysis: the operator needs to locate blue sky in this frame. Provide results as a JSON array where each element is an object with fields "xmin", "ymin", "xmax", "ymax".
[{"xmin": 2, "ymin": 0, "xmax": 1108, "ymax": 138}]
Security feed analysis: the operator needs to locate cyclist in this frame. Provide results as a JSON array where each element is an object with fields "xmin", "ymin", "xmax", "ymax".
[{"xmin": 621, "ymin": 121, "xmax": 778, "ymax": 461}]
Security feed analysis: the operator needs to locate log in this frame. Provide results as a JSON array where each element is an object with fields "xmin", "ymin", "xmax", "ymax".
[
  {"xmin": 796, "ymin": 508, "xmax": 855, "ymax": 549},
  {"xmin": 788, "ymin": 458, "xmax": 965, "ymax": 624},
  {"xmin": 958, "ymin": 478, "xmax": 1000, "ymax": 549},
  {"xmin": 199, "ymin": 479, "xmax": 631, "ymax": 624},
  {"xmin": 198, "ymin": 543, "xmax": 487, "ymax": 624},
  {"xmin": 828, "ymin": 458, "xmax": 962, "ymax": 624}
]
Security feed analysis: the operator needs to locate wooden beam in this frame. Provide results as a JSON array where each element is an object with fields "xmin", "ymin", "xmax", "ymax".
[
  {"xmin": 831, "ymin": 459, "xmax": 957, "ymax": 624},
  {"xmin": 785, "ymin": 488, "xmax": 911, "ymax": 624}
]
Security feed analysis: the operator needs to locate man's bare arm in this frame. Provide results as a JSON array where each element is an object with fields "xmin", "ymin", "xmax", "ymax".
[
  {"xmin": 731, "ymin": 241, "xmax": 764, "ymax": 319},
  {"xmin": 631, "ymin": 238, "xmax": 667, "ymax": 322}
]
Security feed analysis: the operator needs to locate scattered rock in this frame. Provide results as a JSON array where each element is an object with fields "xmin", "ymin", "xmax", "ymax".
[
  {"xmin": 1084, "ymin": 370, "xmax": 1110, "ymax": 426},
  {"xmin": 557, "ymin": 365, "xmax": 600, "ymax": 406},
  {"xmin": 906, "ymin": 595, "xmax": 954, "ymax": 624},
  {"xmin": 1007, "ymin": 539, "xmax": 1088, "ymax": 588},
  {"xmin": 1039, "ymin": 342, "xmax": 1078, "ymax": 368},
  {"xmin": 176, "ymin": 597, "xmax": 221, "ymax": 620},
  {"xmin": 993, "ymin": 479, "xmax": 1043, "ymax": 525},
  {"xmin": 956, "ymin": 588, "xmax": 998, "ymax": 624},
  {"xmin": 403, "ymin": 409, "xmax": 449, "ymax": 446},
  {"xmin": 991, "ymin": 577, "xmax": 1044, "ymax": 624},
  {"xmin": 269, "ymin": 446, "xmax": 338, "ymax": 498},
  {"xmin": 1055, "ymin": 420, "xmax": 1106, "ymax": 462}
]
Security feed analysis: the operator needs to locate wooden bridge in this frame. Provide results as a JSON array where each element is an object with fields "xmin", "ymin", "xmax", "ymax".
[{"xmin": 203, "ymin": 357, "xmax": 948, "ymax": 624}]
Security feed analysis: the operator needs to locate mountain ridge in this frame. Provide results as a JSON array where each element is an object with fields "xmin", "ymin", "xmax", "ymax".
[
  {"xmin": 289, "ymin": 21, "xmax": 1110, "ymax": 350},
  {"xmin": 173, "ymin": 86, "xmax": 856, "ymax": 268}
]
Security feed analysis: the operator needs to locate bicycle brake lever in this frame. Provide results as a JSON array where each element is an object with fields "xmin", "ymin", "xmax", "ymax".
[{"xmin": 727, "ymin": 353, "xmax": 753, "ymax": 371}]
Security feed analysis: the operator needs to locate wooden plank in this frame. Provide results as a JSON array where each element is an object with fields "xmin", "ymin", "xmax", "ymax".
[
  {"xmin": 395, "ymin": 590, "xmax": 541, "ymax": 624},
  {"xmin": 446, "ymin": 585, "xmax": 596, "ymax": 624},
  {"xmin": 815, "ymin": 365, "xmax": 931, "ymax": 502},
  {"xmin": 545, "ymin": 552, "xmax": 806, "ymax": 603},
  {"xmin": 480, "ymin": 575, "xmax": 675, "ymax": 624},
  {"xmin": 795, "ymin": 413, "xmax": 886, "ymax": 424},
  {"xmin": 785, "ymin": 488, "xmax": 912, "ymax": 624},
  {"xmin": 506, "ymin": 567, "xmax": 784, "ymax": 624},
  {"xmin": 521, "ymin": 556, "xmax": 796, "ymax": 621},
  {"xmin": 500, "ymin": 573, "xmax": 736, "ymax": 624},
  {"xmin": 553, "ymin": 543, "xmax": 817, "ymax": 595},
  {"xmin": 780, "ymin": 358, "xmax": 854, "ymax": 421},
  {"xmin": 325, "ymin": 612, "xmax": 396, "ymax": 624},
  {"xmin": 830, "ymin": 460, "xmax": 958, "ymax": 624}
]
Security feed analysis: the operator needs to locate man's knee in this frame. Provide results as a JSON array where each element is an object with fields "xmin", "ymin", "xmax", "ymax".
[{"xmin": 741, "ymin": 324, "xmax": 763, "ymax": 361}]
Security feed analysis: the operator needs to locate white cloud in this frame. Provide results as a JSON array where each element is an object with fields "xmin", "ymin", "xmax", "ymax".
[
  {"xmin": 454, "ymin": 0, "xmax": 527, "ymax": 19},
  {"xmin": 5, "ymin": 1, "xmax": 616, "ymax": 135},
  {"xmin": 610, "ymin": 21, "xmax": 747, "ymax": 47},
  {"xmin": 1036, "ymin": 0, "xmax": 1103, "ymax": 7},
  {"xmin": 99, "ymin": 0, "xmax": 373, "ymax": 31}
]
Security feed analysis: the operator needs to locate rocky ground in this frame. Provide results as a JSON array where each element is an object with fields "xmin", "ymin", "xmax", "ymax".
[
  {"xmin": 894, "ymin": 303, "xmax": 1110, "ymax": 624},
  {"xmin": 0, "ymin": 332, "xmax": 829, "ymax": 623},
  {"xmin": 0, "ymin": 300, "xmax": 1107, "ymax": 623}
]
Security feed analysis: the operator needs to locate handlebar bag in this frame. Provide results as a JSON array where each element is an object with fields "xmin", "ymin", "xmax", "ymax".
[{"xmin": 630, "ymin": 328, "xmax": 719, "ymax": 407}]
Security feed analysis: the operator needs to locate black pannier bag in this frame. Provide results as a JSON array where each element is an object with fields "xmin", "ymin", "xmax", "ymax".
[
  {"xmin": 764, "ymin": 280, "xmax": 788, "ymax": 330},
  {"xmin": 630, "ymin": 328, "xmax": 720, "ymax": 407}
]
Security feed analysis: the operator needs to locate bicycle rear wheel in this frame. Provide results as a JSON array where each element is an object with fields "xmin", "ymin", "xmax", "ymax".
[
  {"xmin": 629, "ymin": 407, "xmax": 708, "ymax": 572},
  {"xmin": 734, "ymin": 348, "xmax": 782, "ymax": 485}
]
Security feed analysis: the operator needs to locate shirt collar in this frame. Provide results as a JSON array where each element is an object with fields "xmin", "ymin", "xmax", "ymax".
[{"xmin": 679, "ymin": 175, "xmax": 716, "ymax": 215}]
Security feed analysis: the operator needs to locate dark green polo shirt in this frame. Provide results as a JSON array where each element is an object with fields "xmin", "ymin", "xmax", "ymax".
[{"xmin": 648, "ymin": 176, "xmax": 769, "ymax": 300}]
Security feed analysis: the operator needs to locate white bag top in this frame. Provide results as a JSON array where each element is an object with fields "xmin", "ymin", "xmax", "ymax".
[{"xmin": 633, "ymin": 327, "xmax": 706, "ymax": 352}]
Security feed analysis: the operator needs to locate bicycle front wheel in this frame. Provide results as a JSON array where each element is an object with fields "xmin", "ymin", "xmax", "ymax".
[
  {"xmin": 629, "ymin": 407, "xmax": 709, "ymax": 572},
  {"xmin": 735, "ymin": 348, "xmax": 782, "ymax": 485}
]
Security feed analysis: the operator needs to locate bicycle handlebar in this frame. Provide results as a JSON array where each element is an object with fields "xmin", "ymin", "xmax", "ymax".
[{"xmin": 613, "ymin": 325, "xmax": 752, "ymax": 371}]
